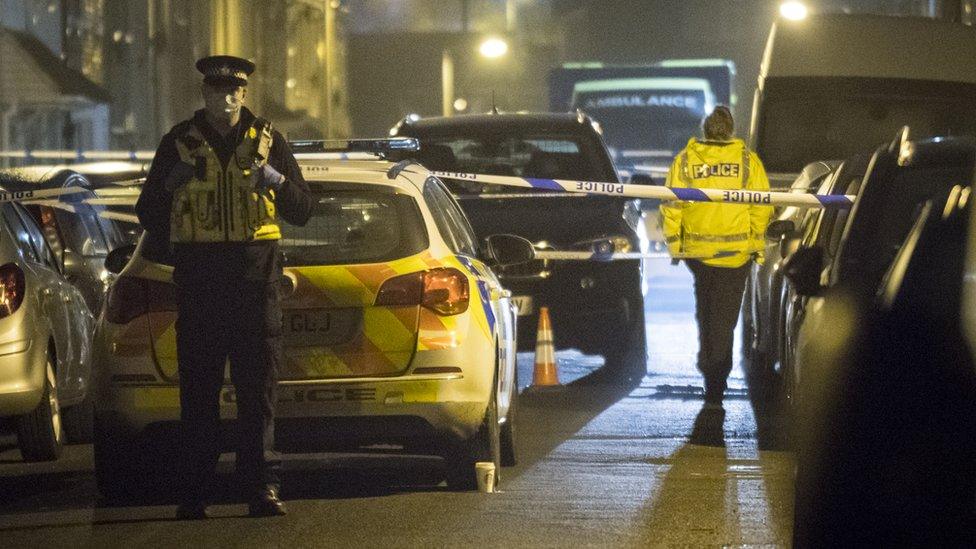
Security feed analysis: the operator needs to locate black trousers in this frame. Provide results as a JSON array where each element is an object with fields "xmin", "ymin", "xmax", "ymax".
[
  {"xmin": 687, "ymin": 260, "xmax": 750, "ymax": 400},
  {"xmin": 176, "ymin": 279, "xmax": 282, "ymax": 501}
]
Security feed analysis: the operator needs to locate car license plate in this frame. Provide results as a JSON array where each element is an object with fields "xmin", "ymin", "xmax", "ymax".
[
  {"xmin": 511, "ymin": 295, "xmax": 534, "ymax": 316},
  {"xmin": 284, "ymin": 309, "xmax": 358, "ymax": 346}
]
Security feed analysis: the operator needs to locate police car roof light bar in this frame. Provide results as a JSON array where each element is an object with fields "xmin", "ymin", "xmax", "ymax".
[{"xmin": 288, "ymin": 138, "xmax": 420, "ymax": 155}]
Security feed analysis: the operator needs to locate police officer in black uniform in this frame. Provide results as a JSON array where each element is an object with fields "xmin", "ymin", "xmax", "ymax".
[{"xmin": 136, "ymin": 55, "xmax": 312, "ymax": 519}]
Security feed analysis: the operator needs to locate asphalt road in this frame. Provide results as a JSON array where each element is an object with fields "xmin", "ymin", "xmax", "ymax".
[{"xmin": 0, "ymin": 258, "xmax": 794, "ymax": 547}]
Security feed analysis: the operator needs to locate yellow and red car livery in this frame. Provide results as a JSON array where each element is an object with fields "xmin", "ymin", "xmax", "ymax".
[{"xmin": 92, "ymin": 158, "xmax": 518, "ymax": 492}]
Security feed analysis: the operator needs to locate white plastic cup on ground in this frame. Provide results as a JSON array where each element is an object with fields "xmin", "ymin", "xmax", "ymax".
[{"xmin": 475, "ymin": 461, "xmax": 496, "ymax": 493}]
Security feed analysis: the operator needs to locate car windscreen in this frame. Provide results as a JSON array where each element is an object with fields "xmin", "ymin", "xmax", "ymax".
[
  {"xmin": 279, "ymin": 189, "xmax": 428, "ymax": 266},
  {"xmin": 416, "ymin": 135, "xmax": 609, "ymax": 194},
  {"xmin": 757, "ymin": 78, "xmax": 976, "ymax": 173}
]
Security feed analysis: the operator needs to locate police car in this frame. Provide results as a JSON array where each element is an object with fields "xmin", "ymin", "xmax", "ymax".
[{"xmin": 91, "ymin": 140, "xmax": 522, "ymax": 495}]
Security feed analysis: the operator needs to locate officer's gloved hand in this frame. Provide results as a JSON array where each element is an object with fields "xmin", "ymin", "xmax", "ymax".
[
  {"xmin": 254, "ymin": 164, "xmax": 286, "ymax": 193},
  {"xmin": 164, "ymin": 161, "xmax": 194, "ymax": 192},
  {"xmin": 753, "ymin": 251, "xmax": 765, "ymax": 265}
]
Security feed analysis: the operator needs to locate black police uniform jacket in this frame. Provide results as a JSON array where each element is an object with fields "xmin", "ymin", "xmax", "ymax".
[{"xmin": 136, "ymin": 107, "xmax": 312, "ymax": 286}]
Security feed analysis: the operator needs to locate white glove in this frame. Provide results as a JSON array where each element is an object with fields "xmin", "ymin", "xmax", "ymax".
[{"xmin": 254, "ymin": 163, "xmax": 286, "ymax": 193}]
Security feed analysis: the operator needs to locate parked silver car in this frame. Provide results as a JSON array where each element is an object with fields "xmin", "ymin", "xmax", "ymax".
[
  {"xmin": 742, "ymin": 160, "xmax": 838, "ymax": 399},
  {"xmin": 4, "ymin": 167, "xmax": 129, "ymax": 312},
  {"xmin": 0, "ymin": 199, "xmax": 95, "ymax": 461}
]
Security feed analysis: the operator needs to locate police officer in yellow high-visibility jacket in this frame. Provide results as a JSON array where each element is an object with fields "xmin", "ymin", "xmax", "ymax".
[
  {"xmin": 661, "ymin": 106, "xmax": 772, "ymax": 409},
  {"xmin": 136, "ymin": 55, "xmax": 312, "ymax": 520}
]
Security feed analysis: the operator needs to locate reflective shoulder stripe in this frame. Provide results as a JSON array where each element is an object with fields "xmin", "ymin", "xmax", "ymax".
[{"xmin": 741, "ymin": 148, "xmax": 750, "ymax": 189}]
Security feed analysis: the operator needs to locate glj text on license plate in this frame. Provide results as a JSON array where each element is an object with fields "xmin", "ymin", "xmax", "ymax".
[{"xmin": 284, "ymin": 309, "xmax": 347, "ymax": 346}]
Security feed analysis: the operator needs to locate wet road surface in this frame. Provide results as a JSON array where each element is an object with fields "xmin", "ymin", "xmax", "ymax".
[{"xmin": 0, "ymin": 258, "xmax": 794, "ymax": 547}]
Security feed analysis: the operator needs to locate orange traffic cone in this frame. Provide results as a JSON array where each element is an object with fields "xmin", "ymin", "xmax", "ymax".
[{"xmin": 528, "ymin": 307, "xmax": 562, "ymax": 391}]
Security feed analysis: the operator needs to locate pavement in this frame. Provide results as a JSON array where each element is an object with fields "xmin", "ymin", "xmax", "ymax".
[{"xmin": 0, "ymin": 257, "xmax": 794, "ymax": 548}]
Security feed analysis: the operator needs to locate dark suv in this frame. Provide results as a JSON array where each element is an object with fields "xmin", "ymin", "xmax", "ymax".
[{"xmin": 392, "ymin": 113, "xmax": 648, "ymax": 378}]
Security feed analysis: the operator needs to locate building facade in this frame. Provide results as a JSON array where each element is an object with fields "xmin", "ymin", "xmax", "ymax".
[{"xmin": 0, "ymin": 0, "xmax": 350, "ymax": 160}]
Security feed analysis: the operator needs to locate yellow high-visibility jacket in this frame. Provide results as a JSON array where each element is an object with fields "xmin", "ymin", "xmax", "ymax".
[
  {"xmin": 170, "ymin": 119, "xmax": 281, "ymax": 243},
  {"xmin": 661, "ymin": 137, "xmax": 772, "ymax": 268}
]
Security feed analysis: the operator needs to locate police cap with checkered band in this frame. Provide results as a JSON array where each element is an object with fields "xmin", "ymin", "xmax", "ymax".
[{"xmin": 195, "ymin": 55, "xmax": 255, "ymax": 87}]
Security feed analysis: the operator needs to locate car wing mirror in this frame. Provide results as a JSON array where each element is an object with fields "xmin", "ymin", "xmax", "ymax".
[
  {"xmin": 779, "ymin": 233, "xmax": 802, "ymax": 260},
  {"xmin": 783, "ymin": 246, "xmax": 825, "ymax": 297},
  {"xmin": 766, "ymin": 219, "xmax": 796, "ymax": 241},
  {"xmin": 105, "ymin": 244, "xmax": 136, "ymax": 275},
  {"xmin": 485, "ymin": 234, "xmax": 535, "ymax": 266}
]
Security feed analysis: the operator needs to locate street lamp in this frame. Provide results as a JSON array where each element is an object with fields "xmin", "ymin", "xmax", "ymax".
[
  {"xmin": 780, "ymin": 1, "xmax": 809, "ymax": 21},
  {"xmin": 478, "ymin": 37, "xmax": 509, "ymax": 59},
  {"xmin": 442, "ymin": 37, "xmax": 511, "ymax": 117}
]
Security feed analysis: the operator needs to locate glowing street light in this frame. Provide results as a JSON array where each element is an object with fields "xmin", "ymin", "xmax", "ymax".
[
  {"xmin": 479, "ymin": 37, "xmax": 509, "ymax": 59},
  {"xmin": 780, "ymin": 1, "xmax": 808, "ymax": 21}
]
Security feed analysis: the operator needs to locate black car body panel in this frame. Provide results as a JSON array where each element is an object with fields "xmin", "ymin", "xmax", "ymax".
[
  {"xmin": 792, "ymin": 182, "xmax": 976, "ymax": 546},
  {"xmin": 783, "ymin": 135, "xmax": 975, "ymax": 416}
]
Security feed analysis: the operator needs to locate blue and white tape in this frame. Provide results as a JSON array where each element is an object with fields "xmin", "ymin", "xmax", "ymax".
[
  {"xmin": 0, "ymin": 150, "xmax": 153, "ymax": 161},
  {"xmin": 426, "ymin": 170, "xmax": 855, "ymax": 209},
  {"xmin": 534, "ymin": 250, "xmax": 755, "ymax": 262},
  {"xmin": 0, "ymin": 187, "xmax": 89, "ymax": 203}
]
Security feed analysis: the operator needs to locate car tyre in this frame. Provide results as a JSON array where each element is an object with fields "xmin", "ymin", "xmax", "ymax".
[
  {"xmin": 500, "ymin": 368, "xmax": 518, "ymax": 467},
  {"xmin": 16, "ymin": 354, "xmax": 64, "ymax": 462},
  {"xmin": 63, "ymin": 391, "xmax": 94, "ymax": 443},
  {"xmin": 741, "ymin": 277, "xmax": 756, "ymax": 358},
  {"xmin": 601, "ymin": 316, "xmax": 647, "ymax": 383},
  {"xmin": 443, "ymin": 383, "xmax": 501, "ymax": 491}
]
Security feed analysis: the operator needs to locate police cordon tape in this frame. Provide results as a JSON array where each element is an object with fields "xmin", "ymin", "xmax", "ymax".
[
  {"xmin": 0, "ymin": 186, "xmax": 141, "ymax": 223},
  {"xmin": 0, "ymin": 150, "xmax": 154, "ymax": 161},
  {"xmin": 533, "ymin": 249, "xmax": 757, "ymax": 262},
  {"xmin": 0, "ymin": 187, "xmax": 89, "ymax": 203},
  {"xmin": 427, "ymin": 170, "xmax": 856, "ymax": 209}
]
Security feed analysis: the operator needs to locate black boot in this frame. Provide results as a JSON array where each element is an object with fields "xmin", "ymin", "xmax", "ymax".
[{"xmin": 248, "ymin": 486, "xmax": 287, "ymax": 517}]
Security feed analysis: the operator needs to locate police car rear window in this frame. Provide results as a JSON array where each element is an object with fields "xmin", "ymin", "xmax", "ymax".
[{"xmin": 279, "ymin": 190, "xmax": 428, "ymax": 266}]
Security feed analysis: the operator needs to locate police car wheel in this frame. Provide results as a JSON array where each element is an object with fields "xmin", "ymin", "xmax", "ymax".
[
  {"xmin": 500, "ymin": 368, "xmax": 518, "ymax": 467},
  {"xmin": 443, "ymin": 381, "xmax": 502, "ymax": 491},
  {"xmin": 16, "ymin": 354, "xmax": 63, "ymax": 462}
]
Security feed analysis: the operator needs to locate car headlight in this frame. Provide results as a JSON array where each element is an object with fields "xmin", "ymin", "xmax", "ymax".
[{"xmin": 573, "ymin": 235, "xmax": 633, "ymax": 254}]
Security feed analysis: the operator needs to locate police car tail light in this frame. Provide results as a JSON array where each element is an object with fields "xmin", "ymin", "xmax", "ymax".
[
  {"xmin": 0, "ymin": 263, "xmax": 25, "ymax": 318},
  {"xmin": 375, "ymin": 268, "xmax": 469, "ymax": 316},
  {"xmin": 422, "ymin": 268, "xmax": 469, "ymax": 316}
]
